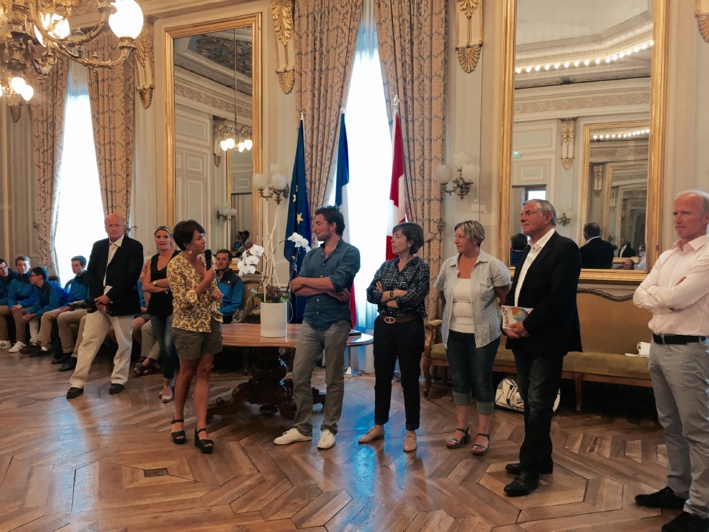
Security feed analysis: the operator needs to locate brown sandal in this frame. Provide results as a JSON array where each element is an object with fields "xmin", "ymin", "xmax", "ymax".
[{"xmin": 133, "ymin": 359, "xmax": 159, "ymax": 376}]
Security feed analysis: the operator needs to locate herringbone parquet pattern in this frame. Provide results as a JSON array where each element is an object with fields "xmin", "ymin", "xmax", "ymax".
[{"xmin": 0, "ymin": 348, "xmax": 674, "ymax": 531}]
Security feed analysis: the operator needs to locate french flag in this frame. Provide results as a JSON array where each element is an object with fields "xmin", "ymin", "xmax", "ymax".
[{"xmin": 386, "ymin": 111, "xmax": 407, "ymax": 260}]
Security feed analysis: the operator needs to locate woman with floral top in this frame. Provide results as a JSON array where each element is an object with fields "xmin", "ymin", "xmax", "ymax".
[
  {"xmin": 167, "ymin": 220, "xmax": 223, "ymax": 454},
  {"xmin": 359, "ymin": 222, "xmax": 430, "ymax": 453},
  {"xmin": 435, "ymin": 220, "xmax": 510, "ymax": 455}
]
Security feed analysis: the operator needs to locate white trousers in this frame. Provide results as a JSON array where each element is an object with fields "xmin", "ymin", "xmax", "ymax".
[{"xmin": 69, "ymin": 311, "xmax": 133, "ymax": 389}]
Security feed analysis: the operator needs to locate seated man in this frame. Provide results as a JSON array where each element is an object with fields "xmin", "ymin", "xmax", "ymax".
[
  {"xmin": 0, "ymin": 256, "xmax": 33, "ymax": 351},
  {"xmin": 17, "ymin": 266, "xmax": 70, "ymax": 355},
  {"xmin": 0, "ymin": 258, "xmax": 19, "ymax": 348},
  {"xmin": 216, "ymin": 249, "xmax": 243, "ymax": 324},
  {"xmin": 33, "ymin": 256, "xmax": 91, "ymax": 358}
]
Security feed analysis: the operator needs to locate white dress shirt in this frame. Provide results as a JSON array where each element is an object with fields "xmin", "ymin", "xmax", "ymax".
[
  {"xmin": 514, "ymin": 228, "xmax": 556, "ymax": 306},
  {"xmin": 104, "ymin": 234, "xmax": 124, "ymax": 294},
  {"xmin": 634, "ymin": 234, "xmax": 709, "ymax": 335}
]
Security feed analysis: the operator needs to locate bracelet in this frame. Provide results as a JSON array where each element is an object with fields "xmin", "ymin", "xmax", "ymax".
[{"xmin": 389, "ymin": 289, "xmax": 394, "ymax": 299}]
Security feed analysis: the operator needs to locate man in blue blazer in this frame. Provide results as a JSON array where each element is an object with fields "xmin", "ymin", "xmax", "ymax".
[
  {"xmin": 503, "ymin": 199, "xmax": 582, "ymax": 496},
  {"xmin": 67, "ymin": 214, "xmax": 144, "ymax": 399}
]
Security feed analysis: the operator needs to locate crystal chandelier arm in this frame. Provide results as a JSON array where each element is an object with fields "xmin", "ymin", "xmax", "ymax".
[
  {"xmin": 28, "ymin": 2, "xmax": 114, "ymax": 48},
  {"xmin": 49, "ymin": 38, "xmax": 136, "ymax": 68}
]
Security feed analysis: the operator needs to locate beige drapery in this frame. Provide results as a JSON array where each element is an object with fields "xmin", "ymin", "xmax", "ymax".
[
  {"xmin": 294, "ymin": 0, "xmax": 362, "ymax": 214},
  {"xmin": 85, "ymin": 33, "xmax": 136, "ymax": 223},
  {"xmin": 30, "ymin": 56, "xmax": 69, "ymax": 276},
  {"xmin": 375, "ymin": 0, "xmax": 447, "ymax": 314}
]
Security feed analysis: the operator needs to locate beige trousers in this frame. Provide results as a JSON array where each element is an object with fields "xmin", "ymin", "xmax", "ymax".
[{"xmin": 57, "ymin": 309, "xmax": 87, "ymax": 354}]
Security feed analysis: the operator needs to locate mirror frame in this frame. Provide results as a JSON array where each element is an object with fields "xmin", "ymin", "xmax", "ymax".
[
  {"xmin": 581, "ymin": 120, "xmax": 650, "ymax": 246},
  {"xmin": 164, "ymin": 14, "xmax": 262, "ymax": 239},
  {"xmin": 497, "ymin": 0, "xmax": 668, "ymax": 282}
]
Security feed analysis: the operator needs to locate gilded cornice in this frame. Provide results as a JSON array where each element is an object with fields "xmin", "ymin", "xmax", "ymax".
[
  {"xmin": 455, "ymin": 0, "xmax": 483, "ymax": 73},
  {"xmin": 270, "ymin": 0, "xmax": 295, "ymax": 93}
]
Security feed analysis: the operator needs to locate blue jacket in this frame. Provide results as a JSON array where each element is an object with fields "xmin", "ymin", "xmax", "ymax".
[
  {"xmin": 21, "ymin": 281, "xmax": 71, "ymax": 317},
  {"xmin": 66, "ymin": 271, "xmax": 90, "ymax": 303},
  {"xmin": 217, "ymin": 269, "xmax": 244, "ymax": 320},
  {"xmin": 0, "ymin": 270, "xmax": 19, "ymax": 305},
  {"xmin": 6, "ymin": 275, "xmax": 33, "ymax": 307}
]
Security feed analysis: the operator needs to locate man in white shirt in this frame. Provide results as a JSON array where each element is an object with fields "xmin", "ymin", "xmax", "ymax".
[{"xmin": 633, "ymin": 190, "xmax": 709, "ymax": 532}]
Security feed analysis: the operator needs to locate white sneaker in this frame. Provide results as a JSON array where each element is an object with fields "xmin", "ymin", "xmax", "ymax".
[
  {"xmin": 317, "ymin": 429, "xmax": 336, "ymax": 450},
  {"xmin": 0, "ymin": 340, "xmax": 11, "ymax": 348},
  {"xmin": 274, "ymin": 428, "xmax": 311, "ymax": 445},
  {"xmin": 41, "ymin": 346, "xmax": 50, "ymax": 352},
  {"xmin": 8, "ymin": 341, "xmax": 25, "ymax": 353}
]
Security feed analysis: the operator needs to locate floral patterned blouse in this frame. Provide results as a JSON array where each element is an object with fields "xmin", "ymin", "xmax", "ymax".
[{"xmin": 167, "ymin": 253, "xmax": 222, "ymax": 333}]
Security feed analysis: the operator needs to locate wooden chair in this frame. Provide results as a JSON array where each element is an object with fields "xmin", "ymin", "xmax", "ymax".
[{"xmin": 421, "ymin": 319, "xmax": 449, "ymax": 397}]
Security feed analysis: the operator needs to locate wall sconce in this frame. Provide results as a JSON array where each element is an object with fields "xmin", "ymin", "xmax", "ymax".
[
  {"xmin": 433, "ymin": 152, "xmax": 479, "ymax": 200},
  {"xmin": 254, "ymin": 164, "xmax": 289, "ymax": 205},
  {"xmin": 557, "ymin": 211, "xmax": 572, "ymax": 227},
  {"xmin": 217, "ymin": 203, "xmax": 237, "ymax": 222}
]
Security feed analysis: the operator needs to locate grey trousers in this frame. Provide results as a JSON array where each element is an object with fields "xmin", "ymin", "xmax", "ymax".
[
  {"xmin": 649, "ymin": 339, "xmax": 709, "ymax": 518},
  {"xmin": 292, "ymin": 320, "xmax": 350, "ymax": 437}
]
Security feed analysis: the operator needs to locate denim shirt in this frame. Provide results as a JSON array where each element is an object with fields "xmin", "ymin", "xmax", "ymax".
[{"xmin": 298, "ymin": 239, "xmax": 361, "ymax": 330}]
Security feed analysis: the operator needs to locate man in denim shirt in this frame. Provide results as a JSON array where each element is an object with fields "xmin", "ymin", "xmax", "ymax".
[{"xmin": 274, "ymin": 205, "xmax": 360, "ymax": 450}]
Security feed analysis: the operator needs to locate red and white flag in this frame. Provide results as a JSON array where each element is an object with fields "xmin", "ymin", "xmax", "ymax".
[{"xmin": 386, "ymin": 112, "xmax": 407, "ymax": 260}]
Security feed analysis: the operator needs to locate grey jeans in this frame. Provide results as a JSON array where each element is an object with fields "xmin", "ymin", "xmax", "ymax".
[
  {"xmin": 649, "ymin": 339, "xmax": 709, "ymax": 518},
  {"xmin": 292, "ymin": 320, "xmax": 350, "ymax": 437}
]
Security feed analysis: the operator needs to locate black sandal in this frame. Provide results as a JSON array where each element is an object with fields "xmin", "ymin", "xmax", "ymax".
[
  {"xmin": 194, "ymin": 428, "xmax": 214, "ymax": 454},
  {"xmin": 446, "ymin": 427, "xmax": 470, "ymax": 449},
  {"xmin": 471, "ymin": 433, "xmax": 490, "ymax": 456},
  {"xmin": 171, "ymin": 418, "xmax": 186, "ymax": 445}
]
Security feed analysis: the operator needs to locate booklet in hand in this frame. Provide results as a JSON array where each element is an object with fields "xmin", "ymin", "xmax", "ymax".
[{"xmin": 501, "ymin": 305, "xmax": 532, "ymax": 329}]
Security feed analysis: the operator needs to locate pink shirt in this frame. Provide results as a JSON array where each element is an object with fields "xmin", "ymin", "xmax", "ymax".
[{"xmin": 634, "ymin": 234, "xmax": 709, "ymax": 335}]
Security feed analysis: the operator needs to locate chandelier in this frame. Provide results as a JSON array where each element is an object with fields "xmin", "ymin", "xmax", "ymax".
[
  {"xmin": 218, "ymin": 27, "xmax": 252, "ymax": 154},
  {"xmin": 0, "ymin": 0, "xmax": 143, "ymax": 113}
]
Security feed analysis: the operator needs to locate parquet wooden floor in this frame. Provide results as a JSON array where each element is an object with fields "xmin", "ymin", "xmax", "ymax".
[{"xmin": 0, "ymin": 347, "xmax": 675, "ymax": 531}]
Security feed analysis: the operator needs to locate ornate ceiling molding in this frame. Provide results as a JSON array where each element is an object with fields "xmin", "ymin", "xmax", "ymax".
[
  {"xmin": 271, "ymin": 0, "xmax": 295, "ymax": 93},
  {"xmin": 455, "ymin": 0, "xmax": 483, "ymax": 73}
]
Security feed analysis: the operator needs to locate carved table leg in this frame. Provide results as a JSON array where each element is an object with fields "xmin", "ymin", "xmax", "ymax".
[{"xmin": 207, "ymin": 380, "xmax": 256, "ymax": 423}]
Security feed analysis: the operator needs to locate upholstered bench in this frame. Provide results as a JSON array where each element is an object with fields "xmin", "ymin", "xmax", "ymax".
[{"xmin": 422, "ymin": 288, "xmax": 654, "ymax": 411}]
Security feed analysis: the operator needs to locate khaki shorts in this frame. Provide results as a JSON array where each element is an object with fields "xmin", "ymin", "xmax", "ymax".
[{"xmin": 172, "ymin": 319, "xmax": 222, "ymax": 360}]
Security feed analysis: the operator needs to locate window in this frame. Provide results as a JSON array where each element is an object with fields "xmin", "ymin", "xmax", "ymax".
[{"xmin": 54, "ymin": 63, "xmax": 105, "ymax": 284}]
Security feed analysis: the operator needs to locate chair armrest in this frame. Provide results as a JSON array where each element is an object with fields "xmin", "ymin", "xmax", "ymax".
[{"xmin": 424, "ymin": 319, "xmax": 443, "ymax": 353}]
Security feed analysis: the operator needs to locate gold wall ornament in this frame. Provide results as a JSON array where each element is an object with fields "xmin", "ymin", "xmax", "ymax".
[
  {"xmin": 560, "ymin": 118, "xmax": 576, "ymax": 170},
  {"xmin": 135, "ymin": 17, "xmax": 155, "ymax": 109},
  {"xmin": 697, "ymin": 0, "xmax": 709, "ymax": 42},
  {"xmin": 592, "ymin": 164, "xmax": 604, "ymax": 197},
  {"xmin": 270, "ymin": 0, "xmax": 295, "ymax": 93},
  {"xmin": 455, "ymin": 0, "xmax": 483, "ymax": 73}
]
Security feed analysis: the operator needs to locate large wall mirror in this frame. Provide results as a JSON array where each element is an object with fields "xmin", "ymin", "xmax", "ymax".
[
  {"xmin": 498, "ymin": 0, "xmax": 667, "ymax": 281},
  {"xmin": 164, "ymin": 14, "xmax": 262, "ymax": 250}
]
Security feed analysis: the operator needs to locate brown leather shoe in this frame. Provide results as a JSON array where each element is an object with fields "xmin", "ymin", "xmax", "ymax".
[
  {"xmin": 403, "ymin": 430, "xmax": 417, "ymax": 452},
  {"xmin": 358, "ymin": 425, "xmax": 385, "ymax": 444}
]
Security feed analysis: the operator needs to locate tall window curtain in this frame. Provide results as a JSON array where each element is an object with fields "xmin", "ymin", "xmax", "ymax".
[
  {"xmin": 30, "ymin": 56, "xmax": 69, "ymax": 275},
  {"xmin": 294, "ymin": 0, "xmax": 362, "ymax": 214},
  {"xmin": 375, "ymin": 0, "xmax": 447, "ymax": 315},
  {"xmin": 85, "ymin": 33, "xmax": 136, "ymax": 222}
]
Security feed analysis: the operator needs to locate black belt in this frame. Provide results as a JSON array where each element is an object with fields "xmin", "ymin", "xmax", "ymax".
[
  {"xmin": 652, "ymin": 334, "xmax": 707, "ymax": 345},
  {"xmin": 379, "ymin": 314, "xmax": 419, "ymax": 324}
]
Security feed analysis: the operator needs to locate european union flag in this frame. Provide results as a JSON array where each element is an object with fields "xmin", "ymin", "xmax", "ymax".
[{"xmin": 285, "ymin": 119, "xmax": 311, "ymax": 322}]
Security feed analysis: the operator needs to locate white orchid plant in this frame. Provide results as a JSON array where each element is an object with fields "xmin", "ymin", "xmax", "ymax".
[{"xmin": 237, "ymin": 231, "xmax": 310, "ymax": 303}]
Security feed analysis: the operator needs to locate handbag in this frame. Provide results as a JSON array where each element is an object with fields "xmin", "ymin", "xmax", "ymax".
[{"xmin": 495, "ymin": 377, "xmax": 561, "ymax": 413}]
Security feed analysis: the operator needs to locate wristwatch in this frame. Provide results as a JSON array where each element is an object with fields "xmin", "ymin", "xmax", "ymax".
[
  {"xmin": 152, "ymin": 281, "xmax": 158, "ymax": 287},
  {"xmin": 389, "ymin": 289, "xmax": 394, "ymax": 298}
]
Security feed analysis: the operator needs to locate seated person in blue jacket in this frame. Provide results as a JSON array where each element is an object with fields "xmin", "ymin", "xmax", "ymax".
[
  {"xmin": 0, "ymin": 256, "xmax": 33, "ymax": 351},
  {"xmin": 215, "ymin": 249, "xmax": 243, "ymax": 324},
  {"xmin": 35, "ymin": 256, "xmax": 90, "ymax": 356},
  {"xmin": 16, "ymin": 266, "xmax": 70, "ymax": 354}
]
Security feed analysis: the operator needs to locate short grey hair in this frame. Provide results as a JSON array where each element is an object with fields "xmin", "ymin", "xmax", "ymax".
[
  {"xmin": 524, "ymin": 199, "xmax": 557, "ymax": 226},
  {"xmin": 454, "ymin": 220, "xmax": 486, "ymax": 245},
  {"xmin": 676, "ymin": 190, "xmax": 709, "ymax": 214}
]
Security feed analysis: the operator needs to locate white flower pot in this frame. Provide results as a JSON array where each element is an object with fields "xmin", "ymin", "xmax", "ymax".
[{"xmin": 260, "ymin": 301, "xmax": 288, "ymax": 337}]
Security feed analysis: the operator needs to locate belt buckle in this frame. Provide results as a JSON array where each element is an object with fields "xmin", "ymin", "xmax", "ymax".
[
  {"xmin": 383, "ymin": 316, "xmax": 396, "ymax": 324},
  {"xmin": 658, "ymin": 334, "xmax": 667, "ymax": 345}
]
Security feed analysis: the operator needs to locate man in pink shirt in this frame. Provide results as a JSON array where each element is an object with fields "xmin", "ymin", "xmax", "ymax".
[{"xmin": 634, "ymin": 190, "xmax": 709, "ymax": 532}]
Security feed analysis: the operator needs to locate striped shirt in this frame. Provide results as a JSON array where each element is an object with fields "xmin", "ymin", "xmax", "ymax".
[{"xmin": 435, "ymin": 250, "xmax": 511, "ymax": 348}]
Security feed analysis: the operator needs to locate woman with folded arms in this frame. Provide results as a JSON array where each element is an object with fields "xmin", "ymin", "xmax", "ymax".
[
  {"xmin": 435, "ymin": 220, "xmax": 510, "ymax": 454},
  {"xmin": 167, "ymin": 220, "xmax": 223, "ymax": 454},
  {"xmin": 137, "ymin": 225, "xmax": 180, "ymax": 403},
  {"xmin": 360, "ymin": 222, "xmax": 429, "ymax": 453}
]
